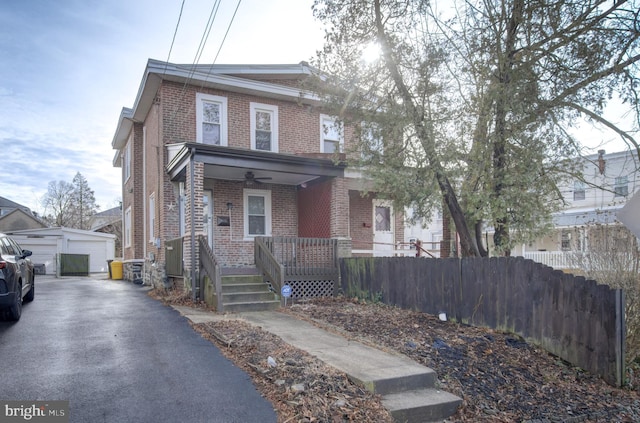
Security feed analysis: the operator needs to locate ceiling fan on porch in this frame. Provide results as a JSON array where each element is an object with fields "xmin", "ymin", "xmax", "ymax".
[{"xmin": 243, "ymin": 171, "xmax": 272, "ymax": 185}]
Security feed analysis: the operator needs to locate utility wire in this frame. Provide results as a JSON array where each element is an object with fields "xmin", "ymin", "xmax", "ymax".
[{"xmin": 164, "ymin": 0, "xmax": 186, "ymax": 71}]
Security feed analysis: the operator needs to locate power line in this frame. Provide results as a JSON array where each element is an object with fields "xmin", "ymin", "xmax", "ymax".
[{"xmin": 164, "ymin": 0, "xmax": 186, "ymax": 68}]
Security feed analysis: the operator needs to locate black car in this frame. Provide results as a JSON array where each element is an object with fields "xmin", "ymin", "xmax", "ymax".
[{"xmin": 0, "ymin": 233, "xmax": 34, "ymax": 321}]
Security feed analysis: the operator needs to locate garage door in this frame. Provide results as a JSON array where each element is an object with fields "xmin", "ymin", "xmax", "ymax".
[
  {"xmin": 68, "ymin": 240, "xmax": 109, "ymax": 273},
  {"xmin": 9, "ymin": 236, "xmax": 58, "ymax": 275}
]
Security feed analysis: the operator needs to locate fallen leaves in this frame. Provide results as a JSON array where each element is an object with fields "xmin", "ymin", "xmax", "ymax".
[
  {"xmin": 282, "ymin": 298, "xmax": 640, "ymax": 422},
  {"xmin": 193, "ymin": 319, "xmax": 394, "ymax": 423}
]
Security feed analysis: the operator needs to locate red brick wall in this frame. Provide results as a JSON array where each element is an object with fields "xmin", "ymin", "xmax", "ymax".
[
  {"xmin": 349, "ymin": 190, "xmax": 373, "ymax": 250},
  {"xmin": 122, "ymin": 124, "xmax": 145, "ymax": 260},
  {"xmin": 211, "ymin": 181, "xmax": 297, "ymax": 266},
  {"xmin": 159, "ymin": 80, "xmax": 357, "ymax": 155}
]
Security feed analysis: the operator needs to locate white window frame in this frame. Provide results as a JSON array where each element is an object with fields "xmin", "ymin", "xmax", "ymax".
[
  {"xmin": 320, "ymin": 114, "xmax": 344, "ymax": 153},
  {"xmin": 149, "ymin": 193, "xmax": 156, "ymax": 242},
  {"xmin": 361, "ymin": 121, "xmax": 383, "ymax": 159},
  {"xmin": 243, "ymin": 189, "xmax": 272, "ymax": 239},
  {"xmin": 124, "ymin": 140, "xmax": 131, "ymax": 182},
  {"xmin": 124, "ymin": 206, "xmax": 132, "ymax": 248},
  {"xmin": 573, "ymin": 180, "xmax": 585, "ymax": 201},
  {"xmin": 614, "ymin": 176, "xmax": 628, "ymax": 197},
  {"xmin": 250, "ymin": 102, "xmax": 278, "ymax": 152},
  {"xmin": 196, "ymin": 93, "xmax": 228, "ymax": 146}
]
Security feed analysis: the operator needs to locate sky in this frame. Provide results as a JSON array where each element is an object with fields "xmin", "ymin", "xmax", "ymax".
[
  {"xmin": 0, "ymin": 1, "xmax": 633, "ymax": 215},
  {"xmin": 0, "ymin": 0, "xmax": 325, "ymax": 214}
]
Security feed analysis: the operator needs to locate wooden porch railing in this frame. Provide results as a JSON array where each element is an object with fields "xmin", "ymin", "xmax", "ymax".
[
  {"xmin": 255, "ymin": 237, "xmax": 285, "ymax": 296},
  {"xmin": 165, "ymin": 237, "xmax": 184, "ymax": 277},
  {"xmin": 198, "ymin": 235, "xmax": 223, "ymax": 311},
  {"xmin": 255, "ymin": 236, "xmax": 339, "ymax": 298}
]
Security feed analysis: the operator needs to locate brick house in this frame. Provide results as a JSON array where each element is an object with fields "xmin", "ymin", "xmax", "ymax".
[{"xmin": 111, "ymin": 59, "xmax": 405, "ymax": 308}]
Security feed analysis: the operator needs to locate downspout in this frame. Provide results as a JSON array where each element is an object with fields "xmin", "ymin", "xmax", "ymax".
[
  {"xmin": 190, "ymin": 147, "xmax": 197, "ymax": 302},
  {"xmin": 143, "ymin": 126, "xmax": 147, "ymax": 262}
]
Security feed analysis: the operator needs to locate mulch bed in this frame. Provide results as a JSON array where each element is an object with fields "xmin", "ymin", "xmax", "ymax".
[
  {"xmin": 151, "ymin": 289, "xmax": 640, "ymax": 422},
  {"xmin": 282, "ymin": 297, "xmax": 640, "ymax": 422},
  {"xmin": 194, "ymin": 320, "xmax": 394, "ymax": 423}
]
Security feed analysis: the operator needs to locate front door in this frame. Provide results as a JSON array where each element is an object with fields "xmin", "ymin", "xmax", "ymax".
[
  {"xmin": 373, "ymin": 200, "xmax": 394, "ymax": 256},
  {"xmin": 203, "ymin": 190, "xmax": 214, "ymax": 249}
]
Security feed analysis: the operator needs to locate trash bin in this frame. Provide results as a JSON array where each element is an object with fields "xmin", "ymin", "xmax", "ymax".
[
  {"xmin": 107, "ymin": 259, "xmax": 114, "ymax": 279},
  {"xmin": 111, "ymin": 260, "xmax": 123, "ymax": 280}
]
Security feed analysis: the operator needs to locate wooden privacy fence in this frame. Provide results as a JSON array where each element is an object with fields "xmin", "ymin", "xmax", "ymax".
[{"xmin": 340, "ymin": 256, "xmax": 625, "ymax": 386}]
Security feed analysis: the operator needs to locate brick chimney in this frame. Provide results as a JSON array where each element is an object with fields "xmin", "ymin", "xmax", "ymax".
[{"xmin": 597, "ymin": 149, "xmax": 606, "ymax": 175}]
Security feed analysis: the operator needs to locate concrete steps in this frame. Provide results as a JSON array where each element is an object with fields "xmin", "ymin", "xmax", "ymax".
[
  {"xmin": 218, "ymin": 272, "xmax": 279, "ymax": 313},
  {"xmin": 347, "ymin": 354, "xmax": 462, "ymax": 422},
  {"xmin": 383, "ymin": 388, "xmax": 463, "ymax": 423},
  {"xmin": 238, "ymin": 311, "xmax": 462, "ymax": 423}
]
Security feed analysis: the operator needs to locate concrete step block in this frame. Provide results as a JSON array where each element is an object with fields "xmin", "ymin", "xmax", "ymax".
[
  {"xmin": 382, "ymin": 388, "xmax": 462, "ymax": 423},
  {"xmin": 223, "ymin": 300, "xmax": 280, "ymax": 313}
]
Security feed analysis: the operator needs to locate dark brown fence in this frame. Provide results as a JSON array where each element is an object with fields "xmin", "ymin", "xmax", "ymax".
[
  {"xmin": 58, "ymin": 253, "xmax": 89, "ymax": 276},
  {"xmin": 340, "ymin": 256, "xmax": 625, "ymax": 386},
  {"xmin": 165, "ymin": 237, "xmax": 184, "ymax": 277}
]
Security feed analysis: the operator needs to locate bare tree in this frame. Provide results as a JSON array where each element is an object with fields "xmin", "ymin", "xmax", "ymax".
[
  {"xmin": 310, "ymin": 0, "xmax": 639, "ymax": 255},
  {"xmin": 41, "ymin": 180, "xmax": 75, "ymax": 227},
  {"xmin": 41, "ymin": 173, "xmax": 99, "ymax": 229}
]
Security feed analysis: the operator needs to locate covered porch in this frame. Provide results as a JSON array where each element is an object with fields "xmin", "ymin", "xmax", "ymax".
[{"xmin": 165, "ymin": 143, "xmax": 349, "ymax": 308}]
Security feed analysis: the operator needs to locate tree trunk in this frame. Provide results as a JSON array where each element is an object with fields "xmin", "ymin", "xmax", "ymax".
[{"xmin": 374, "ymin": 0, "xmax": 480, "ymax": 257}]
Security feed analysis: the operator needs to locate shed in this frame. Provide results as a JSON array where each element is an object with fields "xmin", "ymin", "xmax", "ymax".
[{"xmin": 8, "ymin": 227, "xmax": 116, "ymax": 274}]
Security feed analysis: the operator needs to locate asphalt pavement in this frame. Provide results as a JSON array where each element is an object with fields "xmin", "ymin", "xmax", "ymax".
[{"xmin": 0, "ymin": 275, "xmax": 276, "ymax": 423}]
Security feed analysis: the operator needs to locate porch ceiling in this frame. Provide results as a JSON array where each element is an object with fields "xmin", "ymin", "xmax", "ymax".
[{"xmin": 167, "ymin": 143, "xmax": 345, "ymax": 186}]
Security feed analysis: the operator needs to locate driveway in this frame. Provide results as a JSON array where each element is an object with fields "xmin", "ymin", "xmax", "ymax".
[{"xmin": 0, "ymin": 275, "xmax": 276, "ymax": 423}]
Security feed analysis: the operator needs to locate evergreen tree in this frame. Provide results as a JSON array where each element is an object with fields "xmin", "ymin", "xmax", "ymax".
[{"xmin": 71, "ymin": 172, "xmax": 98, "ymax": 230}]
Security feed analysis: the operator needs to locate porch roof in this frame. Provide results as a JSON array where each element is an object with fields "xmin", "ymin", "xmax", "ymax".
[
  {"xmin": 166, "ymin": 143, "xmax": 346, "ymax": 186},
  {"xmin": 552, "ymin": 209, "xmax": 620, "ymax": 227}
]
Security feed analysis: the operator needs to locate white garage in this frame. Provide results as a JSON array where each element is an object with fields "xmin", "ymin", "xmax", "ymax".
[{"xmin": 8, "ymin": 227, "xmax": 116, "ymax": 275}]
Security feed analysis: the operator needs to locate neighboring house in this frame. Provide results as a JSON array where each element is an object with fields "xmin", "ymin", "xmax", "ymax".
[
  {"xmin": 513, "ymin": 149, "xmax": 640, "ymax": 268},
  {"xmin": 90, "ymin": 206, "xmax": 123, "ymax": 257},
  {"xmin": 0, "ymin": 196, "xmax": 46, "ymax": 232},
  {"xmin": 7, "ymin": 227, "xmax": 116, "ymax": 275},
  {"xmin": 111, "ymin": 59, "xmax": 407, "ymax": 297},
  {"xmin": 400, "ymin": 149, "xmax": 640, "ymax": 265}
]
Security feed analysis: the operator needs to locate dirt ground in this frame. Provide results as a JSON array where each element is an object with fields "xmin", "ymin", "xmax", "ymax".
[{"xmin": 152, "ymin": 290, "xmax": 640, "ymax": 422}]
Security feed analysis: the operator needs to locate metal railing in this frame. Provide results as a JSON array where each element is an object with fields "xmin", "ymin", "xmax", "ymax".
[
  {"xmin": 198, "ymin": 235, "xmax": 223, "ymax": 311},
  {"xmin": 165, "ymin": 237, "xmax": 184, "ymax": 277}
]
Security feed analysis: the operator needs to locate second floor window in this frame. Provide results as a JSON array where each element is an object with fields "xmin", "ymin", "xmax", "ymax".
[
  {"xmin": 196, "ymin": 93, "xmax": 227, "ymax": 146},
  {"xmin": 320, "ymin": 115, "xmax": 343, "ymax": 153},
  {"xmin": 614, "ymin": 176, "xmax": 628, "ymax": 197},
  {"xmin": 250, "ymin": 103, "xmax": 278, "ymax": 152},
  {"xmin": 573, "ymin": 180, "xmax": 585, "ymax": 201}
]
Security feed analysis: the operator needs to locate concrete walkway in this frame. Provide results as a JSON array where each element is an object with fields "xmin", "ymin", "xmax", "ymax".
[{"xmin": 173, "ymin": 306, "xmax": 462, "ymax": 422}]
